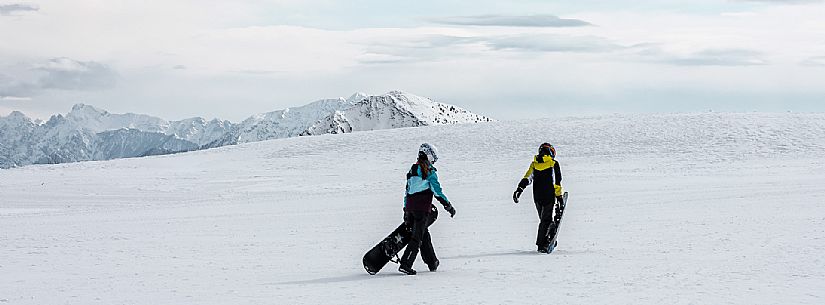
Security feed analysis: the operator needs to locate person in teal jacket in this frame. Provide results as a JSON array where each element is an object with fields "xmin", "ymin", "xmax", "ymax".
[{"xmin": 398, "ymin": 143, "xmax": 456, "ymax": 275}]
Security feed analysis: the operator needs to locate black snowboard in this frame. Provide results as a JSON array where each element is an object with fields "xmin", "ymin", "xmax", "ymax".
[
  {"xmin": 546, "ymin": 191, "xmax": 569, "ymax": 253},
  {"xmin": 363, "ymin": 222, "xmax": 412, "ymax": 275}
]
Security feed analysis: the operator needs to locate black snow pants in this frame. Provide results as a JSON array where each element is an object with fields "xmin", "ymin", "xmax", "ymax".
[
  {"xmin": 400, "ymin": 205, "xmax": 439, "ymax": 269},
  {"xmin": 535, "ymin": 200, "xmax": 557, "ymax": 247}
]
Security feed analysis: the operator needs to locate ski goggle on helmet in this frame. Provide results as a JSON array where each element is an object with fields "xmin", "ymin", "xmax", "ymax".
[
  {"xmin": 538, "ymin": 143, "xmax": 556, "ymax": 158},
  {"xmin": 419, "ymin": 143, "xmax": 439, "ymax": 164}
]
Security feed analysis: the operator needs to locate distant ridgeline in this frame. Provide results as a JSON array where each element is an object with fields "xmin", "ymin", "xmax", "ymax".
[{"xmin": 0, "ymin": 91, "xmax": 493, "ymax": 169}]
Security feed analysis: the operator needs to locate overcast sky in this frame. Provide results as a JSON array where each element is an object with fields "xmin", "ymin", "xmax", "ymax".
[{"xmin": 1, "ymin": 0, "xmax": 824, "ymax": 121}]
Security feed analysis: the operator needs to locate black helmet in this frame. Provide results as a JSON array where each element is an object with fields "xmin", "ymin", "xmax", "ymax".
[{"xmin": 538, "ymin": 143, "xmax": 556, "ymax": 158}]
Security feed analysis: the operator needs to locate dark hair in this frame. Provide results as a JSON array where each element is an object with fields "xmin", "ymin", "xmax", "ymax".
[{"xmin": 417, "ymin": 151, "xmax": 431, "ymax": 179}]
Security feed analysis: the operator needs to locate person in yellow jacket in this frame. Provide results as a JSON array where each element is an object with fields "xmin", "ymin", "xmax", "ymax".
[{"xmin": 512, "ymin": 143, "xmax": 564, "ymax": 253}]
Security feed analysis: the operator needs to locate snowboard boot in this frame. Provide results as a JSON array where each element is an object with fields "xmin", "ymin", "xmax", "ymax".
[
  {"xmin": 547, "ymin": 240, "xmax": 558, "ymax": 253},
  {"xmin": 427, "ymin": 260, "xmax": 440, "ymax": 272},
  {"xmin": 538, "ymin": 240, "xmax": 557, "ymax": 254},
  {"xmin": 399, "ymin": 265, "xmax": 417, "ymax": 275}
]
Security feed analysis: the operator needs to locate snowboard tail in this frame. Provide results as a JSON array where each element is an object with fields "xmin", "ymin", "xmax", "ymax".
[{"xmin": 362, "ymin": 222, "xmax": 412, "ymax": 275}]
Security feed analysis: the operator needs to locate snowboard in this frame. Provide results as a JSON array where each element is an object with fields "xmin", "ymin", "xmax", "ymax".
[
  {"xmin": 363, "ymin": 222, "xmax": 412, "ymax": 275},
  {"xmin": 545, "ymin": 191, "xmax": 569, "ymax": 253}
]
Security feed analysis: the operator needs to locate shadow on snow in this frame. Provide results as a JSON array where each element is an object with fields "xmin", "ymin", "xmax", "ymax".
[{"xmin": 271, "ymin": 249, "xmax": 593, "ymax": 285}]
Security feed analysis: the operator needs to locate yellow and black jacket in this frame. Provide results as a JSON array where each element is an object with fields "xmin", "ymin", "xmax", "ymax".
[{"xmin": 518, "ymin": 155, "xmax": 562, "ymax": 204}]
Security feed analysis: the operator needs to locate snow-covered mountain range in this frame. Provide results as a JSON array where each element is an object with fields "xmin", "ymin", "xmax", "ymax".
[{"xmin": 0, "ymin": 91, "xmax": 492, "ymax": 168}]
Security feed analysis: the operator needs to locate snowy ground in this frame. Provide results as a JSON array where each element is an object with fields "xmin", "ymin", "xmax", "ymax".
[{"xmin": 2, "ymin": 113, "xmax": 824, "ymax": 305}]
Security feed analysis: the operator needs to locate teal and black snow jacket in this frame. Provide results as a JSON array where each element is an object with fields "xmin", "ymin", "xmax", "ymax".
[{"xmin": 404, "ymin": 163, "xmax": 448, "ymax": 212}]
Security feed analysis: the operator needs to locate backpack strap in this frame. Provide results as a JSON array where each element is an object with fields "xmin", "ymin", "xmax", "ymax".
[{"xmin": 407, "ymin": 164, "xmax": 419, "ymax": 179}]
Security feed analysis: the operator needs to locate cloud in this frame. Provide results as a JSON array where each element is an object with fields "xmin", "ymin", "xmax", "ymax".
[
  {"xmin": 0, "ymin": 3, "xmax": 39, "ymax": 16},
  {"xmin": 0, "ymin": 96, "xmax": 31, "ymax": 101},
  {"xmin": 355, "ymin": 35, "xmax": 474, "ymax": 64},
  {"xmin": 0, "ymin": 72, "xmax": 35, "ymax": 98},
  {"xmin": 477, "ymin": 34, "xmax": 621, "ymax": 53},
  {"xmin": 634, "ymin": 47, "xmax": 769, "ymax": 66},
  {"xmin": 800, "ymin": 56, "xmax": 825, "ymax": 66},
  {"xmin": 34, "ymin": 57, "xmax": 118, "ymax": 90},
  {"xmin": 0, "ymin": 58, "xmax": 117, "ymax": 98},
  {"xmin": 232, "ymin": 69, "xmax": 283, "ymax": 75},
  {"xmin": 736, "ymin": 0, "xmax": 823, "ymax": 4},
  {"xmin": 356, "ymin": 53, "xmax": 413, "ymax": 64},
  {"xmin": 356, "ymin": 33, "xmax": 622, "ymax": 65},
  {"xmin": 667, "ymin": 49, "xmax": 768, "ymax": 66},
  {"xmin": 428, "ymin": 14, "xmax": 591, "ymax": 27}
]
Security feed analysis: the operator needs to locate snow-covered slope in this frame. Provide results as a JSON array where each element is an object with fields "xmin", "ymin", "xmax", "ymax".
[{"xmin": 1, "ymin": 113, "xmax": 823, "ymax": 304}]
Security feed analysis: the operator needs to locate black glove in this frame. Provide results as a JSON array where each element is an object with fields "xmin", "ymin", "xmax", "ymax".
[
  {"xmin": 513, "ymin": 187, "xmax": 524, "ymax": 203},
  {"xmin": 436, "ymin": 196, "xmax": 456, "ymax": 218},
  {"xmin": 444, "ymin": 203, "xmax": 456, "ymax": 218}
]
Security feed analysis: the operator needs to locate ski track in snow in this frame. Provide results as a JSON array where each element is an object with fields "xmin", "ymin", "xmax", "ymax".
[{"xmin": 1, "ymin": 113, "xmax": 824, "ymax": 304}]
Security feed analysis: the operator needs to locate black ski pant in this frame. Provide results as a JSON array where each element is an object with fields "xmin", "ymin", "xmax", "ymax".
[
  {"xmin": 535, "ymin": 200, "xmax": 557, "ymax": 247},
  {"xmin": 400, "ymin": 207, "xmax": 439, "ymax": 269}
]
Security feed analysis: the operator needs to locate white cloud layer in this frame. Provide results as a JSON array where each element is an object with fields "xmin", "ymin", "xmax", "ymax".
[
  {"xmin": 634, "ymin": 48, "xmax": 769, "ymax": 66},
  {"xmin": 800, "ymin": 56, "xmax": 825, "ymax": 66},
  {"xmin": 1, "ymin": 1, "xmax": 825, "ymax": 120},
  {"xmin": 428, "ymin": 14, "xmax": 591, "ymax": 27},
  {"xmin": 0, "ymin": 3, "xmax": 39, "ymax": 15},
  {"xmin": 0, "ymin": 58, "xmax": 117, "ymax": 98},
  {"xmin": 738, "ymin": 0, "xmax": 823, "ymax": 3}
]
